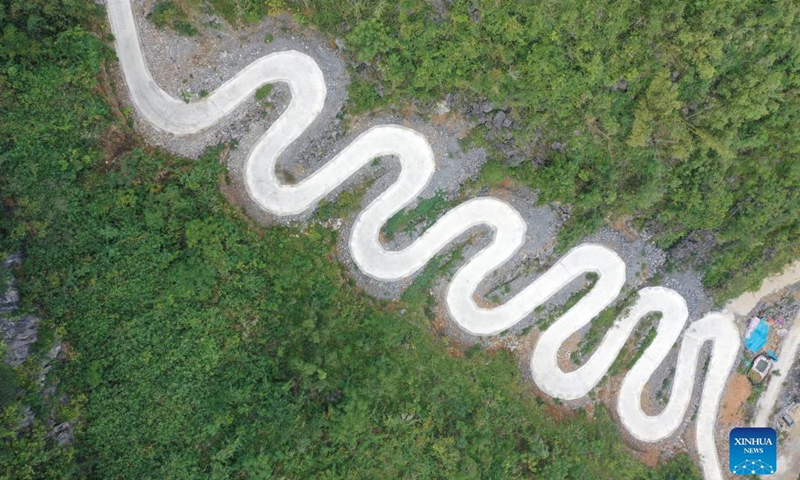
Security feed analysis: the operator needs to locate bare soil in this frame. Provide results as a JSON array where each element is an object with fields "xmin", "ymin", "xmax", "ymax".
[{"xmin": 719, "ymin": 373, "xmax": 752, "ymax": 427}]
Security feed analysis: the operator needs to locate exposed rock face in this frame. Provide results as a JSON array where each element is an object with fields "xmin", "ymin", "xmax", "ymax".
[
  {"xmin": 492, "ymin": 110, "xmax": 506, "ymax": 129},
  {"xmin": 0, "ymin": 252, "xmax": 73, "ymax": 445},
  {"xmin": 38, "ymin": 342, "xmax": 65, "ymax": 387},
  {"xmin": 0, "ymin": 253, "xmax": 22, "ymax": 313},
  {"xmin": 1, "ymin": 253, "xmax": 40, "ymax": 367},
  {"xmin": 0, "ymin": 315, "xmax": 41, "ymax": 367},
  {"xmin": 17, "ymin": 405, "xmax": 35, "ymax": 431},
  {"xmin": 0, "ymin": 286, "xmax": 20, "ymax": 313},
  {"xmin": 50, "ymin": 421, "xmax": 74, "ymax": 446},
  {"xmin": 613, "ymin": 76, "xmax": 629, "ymax": 92}
]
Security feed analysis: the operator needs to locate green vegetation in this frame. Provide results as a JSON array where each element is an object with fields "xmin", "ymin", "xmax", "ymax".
[
  {"xmin": 608, "ymin": 312, "xmax": 662, "ymax": 377},
  {"xmin": 384, "ymin": 192, "xmax": 450, "ymax": 241},
  {"xmin": 0, "ymin": 2, "xmax": 703, "ymax": 478},
  {"xmin": 200, "ymin": 0, "xmax": 280, "ymax": 24},
  {"xmin": 265, "ymin": 0, "xmax": 800, "ymax": 301},
  {"xmin": 737, "ymin": 357, "xmax": 753, "ymax": 375},
  {"xmin": 314, "ymin": 178, "xmax": 374, "ymax": 220},
  {"xmin": 537, "ymin": 274, "xmax": 598, "ymax": 330},
  {"xmin": 0, "ymin": 348, "xmax": 18, "ymax": 410},
  {"xmin": 657, "ymin": 367, "xmax": 676, "ymax": 404},
  {"xmin": 401, "ymin": 246, "xmax": 464, "ymax": 319},
  {"xmin": 573, "ymin": 292, "xmax": 638, "ymax": 364},
  {"xmin": 148, "ymin": 1, "xmax": 198, "ymax": 36},
  {"xmin": 254, "ymin": 83, "xmax": 274, "ymax": 101},
  {"xmin": 747, "ymin": 381, "xmax": 767, "ymax": 406}
]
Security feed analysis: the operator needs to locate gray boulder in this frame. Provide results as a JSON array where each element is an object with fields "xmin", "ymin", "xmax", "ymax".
[
  {"xmin": 50, "ymin": 421, "xmax": 74, "ymax": 446},
  {"xmin": 1, "ymin": 315, "xmax": 40, "ymax": 367},
  {"xmin": 492, "ymin": 111, "xmax": 506, "ymax": 129}
]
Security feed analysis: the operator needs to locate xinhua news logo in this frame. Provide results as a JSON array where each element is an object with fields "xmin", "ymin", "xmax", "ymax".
[{"xmin": 729, "ymin": 427, "xmax": 777, "ymax": 476}]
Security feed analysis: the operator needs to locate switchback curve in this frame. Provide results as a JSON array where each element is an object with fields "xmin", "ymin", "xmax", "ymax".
[{"xmin": 107, "ymin": 1, "xmax": 740, "ymax": 478}]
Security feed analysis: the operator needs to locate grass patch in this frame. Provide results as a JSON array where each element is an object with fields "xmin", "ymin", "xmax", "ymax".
[
  {"xmin": 402, "ymin": 246, "xmax": 464, "ymax": 318},
  {"xmin": 572, "ymin": 292, "xmax": 639, "ymax": 365},
  {"xmin": 746, "ymin": 381, "xmax": 767, "ymax": 406},
  {"xmin": 147, "ymin": 1, "xmax": 198, "ymax": 36},
  {"xmin": 608, "ymin": 311, "xmax": 662, "ymax": 377},
  {"xmin": 315, "ymin": 178, "xmax": 374, "ymax": 220},
  {"xmin": 383, "ymin": 192, "xmax": 450, "ymax": 241},
  {"xmin": 255, "ymin": 83, "xmax": 274, "ymax": 101},
  {"xmin": 538, "ymin": 273, "xmax": 598, "ymax": 330},
  {"xmin": 519, "ymin": 324, "xmax": 534, "ymax": 336},
  {"xmin": 478, "ymin": 160, "xmax": 514, "ymax": 187},
  {"xmin": 345, "ymin": 77, "xmax": 387, "ymax": 114},
  {"xmin": 656, "ymin": 367, "xmax": 676, "ymax": 403}
]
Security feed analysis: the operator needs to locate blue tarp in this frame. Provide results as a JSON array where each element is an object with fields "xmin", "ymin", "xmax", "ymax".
[
  {"xmin": 745, "ymin": 319, "xmax": 769, "ymax": 353},
  {"xmin": 767, "ymin": 349, "xmax": 778, "ymax": 361}
]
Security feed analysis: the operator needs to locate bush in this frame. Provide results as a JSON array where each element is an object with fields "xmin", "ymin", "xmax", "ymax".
[{"xmin": 148, "ymin": 1, "xmax": 198, "ymax": 36}]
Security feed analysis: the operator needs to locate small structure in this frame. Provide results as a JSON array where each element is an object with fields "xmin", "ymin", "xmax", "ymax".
[
  {"xmin": 748, "ymin": 353, "xmax": 774, "ymax": 384},
  {"xmin": 780, "ymin": 413, "xmax": 795, "ymax": 430},
  {"xmin": 778, "ymin": 403, "xmax": 798, "ymax": 432}
]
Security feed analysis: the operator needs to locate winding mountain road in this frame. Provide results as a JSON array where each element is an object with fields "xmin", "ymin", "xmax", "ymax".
[{"xmin": 107, "ymin": 1, "xmax": 742, "ymax": 478}]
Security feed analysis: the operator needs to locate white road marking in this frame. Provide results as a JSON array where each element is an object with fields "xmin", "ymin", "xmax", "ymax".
[{"xmin": 107, "ymin": 2, "xmax": 744, "ymax": 478}]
